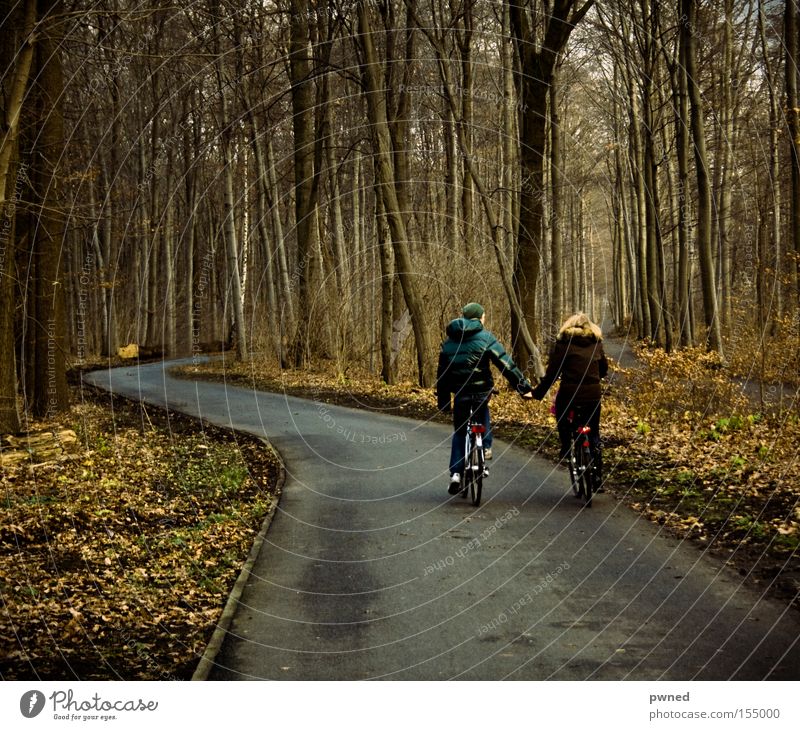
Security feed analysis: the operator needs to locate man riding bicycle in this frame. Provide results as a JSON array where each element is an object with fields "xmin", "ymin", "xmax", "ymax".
[{"xmin": 436, "ymin": 302, "xmax": 533, "ymax": 495}]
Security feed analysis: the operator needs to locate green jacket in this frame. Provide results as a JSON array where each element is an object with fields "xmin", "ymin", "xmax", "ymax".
[{"xmin": 435, "ymin": 318, "xmax": 532, "ymax": 409}]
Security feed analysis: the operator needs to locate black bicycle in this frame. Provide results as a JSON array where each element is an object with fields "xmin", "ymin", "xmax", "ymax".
[
  {"xmin": 459, "ymin": 398, "xmax": 488, "ymax": 506},
  {"xmin": 566, "ymin": 409, "xmax": 597, "ymax": 508}
]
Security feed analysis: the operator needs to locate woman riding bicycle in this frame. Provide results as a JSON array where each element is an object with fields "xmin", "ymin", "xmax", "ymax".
[
  {"xmin": 436, "ymin": 302, "xmax": 533, "ymax": 495},
  {"xmin": 531, "ymin": 312, "xmax": 608, "ymax": 486}
]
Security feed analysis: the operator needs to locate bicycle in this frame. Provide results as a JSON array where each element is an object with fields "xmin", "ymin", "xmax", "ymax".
[
  {"xmin": 566, "ymin": 408, "xmax": 598, "ymax": 508},
  {"xmin": 459, "ymin": 397, "xmax": 489, "ymax": 506}
]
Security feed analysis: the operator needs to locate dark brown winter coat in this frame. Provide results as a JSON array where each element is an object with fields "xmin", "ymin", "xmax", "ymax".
[{"xmin": 531, "ymin": 316, "xmax": 608, "ymax": 404}]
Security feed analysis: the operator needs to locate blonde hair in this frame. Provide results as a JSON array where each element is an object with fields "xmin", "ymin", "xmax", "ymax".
[{"xmin": 557, "ymin": 312, "xmax": 603, "ymax": 341}]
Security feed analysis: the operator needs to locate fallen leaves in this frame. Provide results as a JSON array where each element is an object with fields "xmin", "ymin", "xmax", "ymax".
[{"xmin": 0, "ymin": 392, "xmax": 280, "ymax": 680}]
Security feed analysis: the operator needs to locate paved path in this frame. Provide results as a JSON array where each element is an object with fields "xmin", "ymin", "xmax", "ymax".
[{"xmin": 86, "ymin": 360, "xmax": 800, "ymax": 680}]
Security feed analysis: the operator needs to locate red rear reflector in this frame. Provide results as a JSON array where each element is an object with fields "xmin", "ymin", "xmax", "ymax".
[
  {"xmin": 471, "ymin": 425, "xmax": 486, "ymax": 434},
  {"xmin": 579, "ymin": 426, "xmax": 591, "ymax": 434}
]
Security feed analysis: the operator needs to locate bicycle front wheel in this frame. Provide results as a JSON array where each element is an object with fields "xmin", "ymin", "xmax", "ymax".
[{"xmin": 460, "ymin": 432, "xmax": 472, "ymax": 498}]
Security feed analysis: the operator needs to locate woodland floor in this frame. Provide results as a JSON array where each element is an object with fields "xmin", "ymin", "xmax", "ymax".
[{"xmin": 0, "ymin": 383, "xmax": 281, "ymax": 680}]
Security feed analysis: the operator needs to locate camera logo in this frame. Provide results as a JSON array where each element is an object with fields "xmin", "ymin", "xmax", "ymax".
[{"xmin": 20, "ymin": 691, "xmax": 45, "ymax": 718}]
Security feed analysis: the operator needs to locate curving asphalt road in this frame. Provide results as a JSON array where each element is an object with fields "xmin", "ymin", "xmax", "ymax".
[{"xmin": 86, "ymin": 359, "xmax": 800, "ymax": 680}]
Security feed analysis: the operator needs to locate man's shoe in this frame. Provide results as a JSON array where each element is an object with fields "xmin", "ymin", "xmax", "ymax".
[
  {"xmin": 448, "ymin": 473, "xmax": 461, "ymax": 495},
  {"xmin": 484, "ymin": 448, "xmax": 493, "ymax": 460}
]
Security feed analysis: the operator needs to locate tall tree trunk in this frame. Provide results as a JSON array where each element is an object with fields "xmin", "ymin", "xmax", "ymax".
[
  {"xmin": 163, "ymin": 149, "xmax": 177, "ymax": 356},
  {"xmin": 357, "ymin": 0, "xmax": 434, "ymax": 386},
  {"xmin": 785, "ymin": 0, "xmax": 800, "ymax": 305},
  {"xmin": 210, "ymin": 1, "xmax": 247, "ymax": 360},
  {"xmin": 289, "ymin": 0, "xmax": 320, "ymax": 366},
  {"xmin": 509, "ymin": 0, "xmax": 595, "ymax": 362},
  {"xmin": 459, "ymin": 0, "xmax": 475, "ymax": 254},
  {"xmin": 760, "ymin": 0, "xmax": 783, "ymax": 330},
  {"xmin": 610, "ymin": 76, "xmax": 631, "ymax": 329},
  {"xmin": 249, "ymin": 114, "xmax": 279, "ymax": 356},
  {"xmin": 265, "ymin": 137, "xmax": 293, "ymax": 338},
  {"xmin": 550, "ymin": 74, "xmax": 564, "ymax": 329},
  {"xmin": 682, "ymin": 0, "xmax": 724, "ymax": 356},
  {"xmin": 324, "ymin": 104, "xmax": 347, "ymax": 298},
  {"xmin": 627, "ymin": 69, "xmax": 651, "ymax": 339},
  {"xmin": 374, "ymin": 186, "xmax": 395, "ymax": 384},
  {"xmin": 715, "ymin": 0, "xmax": 735, "ymax": 331},
  {"xmin": 0, "ymin": 0, "xmax": 34, "ymax": 431},
  {"xmin": 673, "ymin": 35, "xmax": 694, "ymax": 347},
  {"xmin": 640, "ymin": 2, "xmax": 667, "ymax": 347},
  {"xmin": 443, "ymin": 102, "xmax": 459, "ymax": 251},
  {"xmin": 28, "ymin": 0, "xmax": 69, "ymax": 417}
]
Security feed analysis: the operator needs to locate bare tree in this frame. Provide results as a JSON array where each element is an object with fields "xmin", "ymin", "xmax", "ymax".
[
  {"xmin": 509, "ymin": 0, "xmax": 595, "ymax": 360},
  {"xmin": 682, "ymin": 0, "xmax": 724, "ymax": 356},
  {"xmin": 0, "ymin": 0, "xmax": 35, "ymax": 432},
  {"xmin": 356, "ymin": 0, "xmax": 435, "ymax": 386}
]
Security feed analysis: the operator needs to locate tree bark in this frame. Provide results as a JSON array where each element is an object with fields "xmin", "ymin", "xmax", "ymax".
[
  {"xmin": 509, "ymin": 0, "xmax": 595, "ymax": 360},
  {"xmin": 289, "ymin": 0, "xmax": 320, "ymax": 366},
  {"xmin": 249, "ymin": 113, "xmax": 279, "ymax": 355},
  {"xmin": 682, "ymin": 0, "xmax": 724, "ymax": 356},
  {"xmin": 0, "ymin": 0, "xmax": 36, "ymax": 432},
  {"xmin": 550, "ymin": 73, "xmax": 564, "ymax": 329},
  {"xmin": 759, "ymin": 0, "xmax": 782, "ymax": 330},
  {"xmin": 357, "ymin": 0, "xmax": 435, "ymax": 386},
  {"xmin": 785, "ymin": 0, "xmax": 800, "ymax": 304},
  {"xmin": 459, "ymin": 0, "xmax": 475, "ymax": 254},
  {"xmin": 28, "ymin": 0, "xmax": 69, "ymax": 417},
  {"xmin": 672, "ymin": 29, "xmax": 694, "ymax": 347}
]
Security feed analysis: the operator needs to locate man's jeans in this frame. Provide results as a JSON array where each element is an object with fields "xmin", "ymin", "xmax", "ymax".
[{"xmin": 449, "ymin": 393, "xmax": 492, "ymax": 475}]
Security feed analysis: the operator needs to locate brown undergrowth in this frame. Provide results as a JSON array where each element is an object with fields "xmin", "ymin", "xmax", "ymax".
[{"xmin": 0, "ymin": 388, "xmax": 281, "ymax": 680}]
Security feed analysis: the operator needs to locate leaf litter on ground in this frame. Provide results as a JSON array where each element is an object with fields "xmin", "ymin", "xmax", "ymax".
[{"xmin": 0, "ymin": 389, "xmax": 281, "ymax": 680}]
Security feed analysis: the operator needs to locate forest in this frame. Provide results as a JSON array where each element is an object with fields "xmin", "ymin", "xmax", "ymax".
[
  {"xmin": 1, "ymin": 0, "xmax": 799, "ymax": 432},
  {"xmin": 4, "ymin": 0, "xmax": 800, "ymax": 682}
]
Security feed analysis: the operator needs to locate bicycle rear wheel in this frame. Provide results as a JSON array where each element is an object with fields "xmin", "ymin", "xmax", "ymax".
[
  {"xmin": 577, "ymin": 444, "xmax": 594, "ymax": 507},
  {"xmin": 569, "ymin": 441, "xmax": 582, "ymax": 499},
  {"xmin": 469, "ymin": 443, "xmax": 483, "ymax": 506}
]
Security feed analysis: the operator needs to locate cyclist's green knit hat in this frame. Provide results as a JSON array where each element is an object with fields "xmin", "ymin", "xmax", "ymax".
[{"xmin": 462, "ymin": 302, "xmax": 485, "ymax": 320}]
